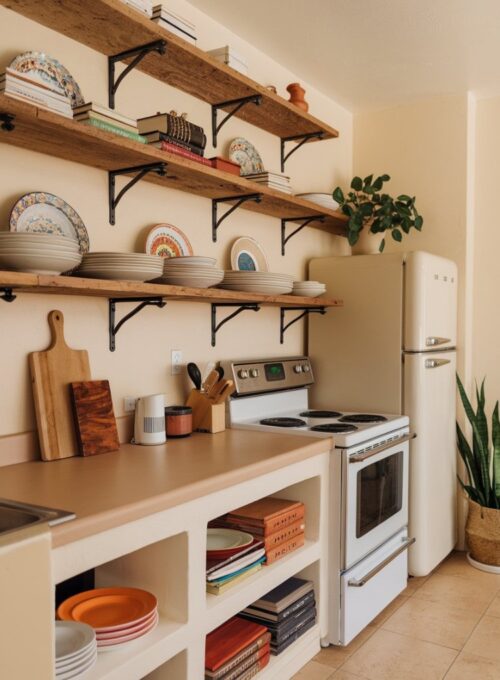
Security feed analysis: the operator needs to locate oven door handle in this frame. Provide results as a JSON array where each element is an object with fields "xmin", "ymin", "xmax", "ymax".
[
  {"xmin": 348, "ymin": 432, "xmax": 416, "ymax": 463},
  {"xmin": 348, "ymin": 537, "xmax": 416, "ymax": 587}
]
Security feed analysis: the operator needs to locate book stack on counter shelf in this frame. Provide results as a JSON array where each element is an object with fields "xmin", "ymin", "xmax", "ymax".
[
  {"xmin": 244, "ymin": 171, "xmax": 293, "ymax": 194},
  {"xmin": 152, "ymin": 4, "xmax": 197, "ymax": 44},
  {"xmin": 120, "ymin": 0, "xmax": 153, "ymax": 17},
  {"xmin": 205, "ymin": 617, "xmax": 271, "ymax": 680},
  {"xmin": 211, "ymin": 497, "xmax": 305, "ymax": 568},
  {"xmin": 240, "ymin": 577, "xmax": 317, "ymax": 656},
  {"xmin": 138, "ymin": 111, "xmax": 210, "ymax": 166},
  {"xmin": 206, "ymin": 46, "xmax": 248, "ymax": 76},
  {"xmin": 73, "ymin": 103, "xmax": 146, "ymax": 143},
  {"xmin": 206, "ymin": 529, "xmax": 266, "ymax": 595},
  {"xmin": 0, "ymin": 67, "xmax": 73, "ymax": 118}
]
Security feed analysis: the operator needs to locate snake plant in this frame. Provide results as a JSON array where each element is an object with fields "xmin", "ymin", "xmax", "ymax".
[{"xmin": 456, "ymin": 375, "xmax": 500, "ymax": 509}]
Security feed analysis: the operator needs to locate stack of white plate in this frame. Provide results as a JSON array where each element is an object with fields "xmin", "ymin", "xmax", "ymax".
[
  {"xmin": 219, "ymin": 271, "xmax": 294, "ymax": 295},
  {"xmin": 158, "ymin": 256, "xmax": 224, "ymax": 288},
  {"xmin": 75, "ymin": 252, "xmax": 163, "ymax": 281},
  {"xmin": 292, "ymin": 280, "xmax": 326, "ymax": 297},
  {"xmin": 295, "ymin": 193, "xmax": 339, "ymax": 211},
  {"xmin": 0, "ymin": 232, "xmax": 82, "ymax": 274},
  {"xmin": 55, "ymin": 621, "xmax": 97, "ymax": 679}
]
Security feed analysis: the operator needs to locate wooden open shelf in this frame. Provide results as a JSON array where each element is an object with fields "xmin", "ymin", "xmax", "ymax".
[
  {"xmin": 0, "ymin": 0, "xmax": 338, "ymax": 142},
  {"xmin": 0, "ymin": 271, "xmax": 343, "ymax": 307},
  {"xmin": 0, "ymin": 94, "xmax": 347, "ymax": 235}
]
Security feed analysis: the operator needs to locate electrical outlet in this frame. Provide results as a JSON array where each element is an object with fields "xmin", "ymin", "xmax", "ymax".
[
  {"xmin": 171, "ymin": 350, "xmax": 183, "ymax": 375},
  {"xmin": 124, "ymin": 396, "xmax": 137, "ymax": 413}
]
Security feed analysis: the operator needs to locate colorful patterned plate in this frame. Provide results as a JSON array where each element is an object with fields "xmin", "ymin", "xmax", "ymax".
[
  {"xmin": 10, "ymin": 192, "xmax": 89, "ymax": 253},
  {"xmin": 230, "ymin": 237, "xmax": 269, "ymax": 272},
  {"xmin": 9, "ymin": 51, "xmax": 84, "ymax": 107},
  {"xmin": 145, "ymin": 224, "xmax": 193, "ymax": 258},
  {"xmin": 228, "ymin": 137, "xmax": 264, "ymax": 176}
]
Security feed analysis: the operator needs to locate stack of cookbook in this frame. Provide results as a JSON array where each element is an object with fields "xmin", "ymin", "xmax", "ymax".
[
  {"xmin": 244, "ymin": 171, "xmax": 292, "ymax": 194},
  {"xmin": 152, "ymin": 4, "xmax": 197, "ymax": 44},
  {"xmin": 138, "ymin": 111, "xmax": 209, "ymax": 165},
  {"xmin": 206, "ymin": 528, "xmax": 266, "ymax": 595},
  {"xmin": 73, "ymin": 103, "xmax": 146, "ymax": 143},
  {"xmin": 239, "ymin": 577, "xmax": 317, "ymax": 655},
  {"xmin": 205, "ymin": 617, "xmax": 270, "ymax": 680},
  {"xmin": 0, "ymin": 67, "xmax": 73, "ymax": 117},
  {"xmin": 213, "ymin": 497, "xmax": 305, "ymax": 566}
]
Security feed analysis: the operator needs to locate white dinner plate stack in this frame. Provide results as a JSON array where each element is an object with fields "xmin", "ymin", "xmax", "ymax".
[
  {"xmin": 295, "ymin": 193, "xmax": 339, "ymax": 211},
  {"xmin": 292, "ymin": 280, "xmax": 327, "ymax": 297},
  {"xmin": 0, "ymin": 232, "xmax": 82, "ymax": 274},
  {"xmin": 218, "ymin": 271, "xmax": 294, "ymax": 295},
  {"xmin": 74, "ymin": 252, "xmax": 163, "ymax": 281},
  {"xmin": 158, "ymin": 256, "xmax": 224, "ymax": 288},
  {"xmin": 55, "ymin": 621, "xmax": 97, "ymax": 679}
]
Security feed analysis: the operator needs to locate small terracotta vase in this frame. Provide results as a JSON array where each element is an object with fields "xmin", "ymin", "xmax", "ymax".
[{"xmin": 287, "ymin": 83, "xmax": 309, "ymax": 112}]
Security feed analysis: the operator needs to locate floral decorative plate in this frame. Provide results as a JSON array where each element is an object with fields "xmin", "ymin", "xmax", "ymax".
[
  {"xmin": 145, "ymin": 224, "xmax": 194, "ymax": 258},
  {"xmin": 9, "ymin": 51, "xmax": 84, "ymax": 107},
  {"xmin": 10, "ymin": 192, "xmax": 89, "ymax": 253},
  {"xmin": 228, "ymin": 137, "xmax": 264, "ymax": 176},
  {"xmin": 230, "ymin": 237, "xmax": 269, "ymax": 272}
]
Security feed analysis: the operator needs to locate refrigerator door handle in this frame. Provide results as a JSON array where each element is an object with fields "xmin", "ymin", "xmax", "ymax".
[
  {"xmin": 426, "ymin": 336, "xmax": 451, "ymax": 347},
  {"xmin": 425, "ymin": 358, "xmax": 451, "ymax": 369},
  {"xmin": 348, "ymin": 537, "xmax": 416, "ymax": 587},
  {"xmin": 349, "ymin": 432, "xmax": 416, "ymax": 463}
]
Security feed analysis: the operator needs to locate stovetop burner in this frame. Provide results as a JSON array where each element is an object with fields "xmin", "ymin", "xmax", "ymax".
[
  {"xmin": 300, "ymin": 410, "xmax": 343, "ymax": 418},
  {"xmin": 259, "ymin": 417, "xmax": 307, "ymax": 428},
  {"xmin": 339, "ymin": 414, "xmax": 388, "ymax": 423},
  {"xmin": 310, "ymin": 423, "xmax": 358, "ymax": 433}
]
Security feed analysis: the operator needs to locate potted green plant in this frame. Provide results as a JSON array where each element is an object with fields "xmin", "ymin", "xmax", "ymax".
[
  {"xmin": 332, "ymin": 174, "xmax": 423, "ymax": 254},
  {"xmin": 456, "ymin": 375, "xmax": 500, "ymax": 572}
]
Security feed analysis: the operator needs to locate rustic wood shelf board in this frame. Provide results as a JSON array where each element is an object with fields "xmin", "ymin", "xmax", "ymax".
[
  {"xmin": 0, "ymin": 0, "xmax": 339, "ymax": 141},
  {"xmin": 0, "ymin": 94, "xmax": 347, "ymax": 234},
  {"xmin": 0, "ymin": 271, "xmax": 343, "ymax": 308}
]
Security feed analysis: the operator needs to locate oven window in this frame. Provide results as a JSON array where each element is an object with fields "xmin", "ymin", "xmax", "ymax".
[{"xmin": 356, "ymin": 452, "xmax": 403, "ymax": 538}]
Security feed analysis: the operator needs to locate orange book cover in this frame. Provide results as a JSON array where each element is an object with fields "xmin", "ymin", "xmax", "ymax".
[
  {"xmin": 226, "ymin": 498, "xmax": 305, "ymax": 535},
  {"xmin": 205, "ymin": 617, "xmax": 268, "ymax": 672},
  {"xmin": 265, "ymin": 532, "xmax": 305, "ymax": 565},
  {"xmin": 262, "ymin": 519, "xmax": 305, "ymax": 550}
]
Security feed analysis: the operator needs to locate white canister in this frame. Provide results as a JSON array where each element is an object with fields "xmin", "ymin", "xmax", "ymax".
[{"xmin": 134, "ymin": 394, "xmax": 167, "ymax": 445}]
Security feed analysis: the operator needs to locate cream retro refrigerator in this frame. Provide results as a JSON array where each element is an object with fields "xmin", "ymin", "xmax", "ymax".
[{"xmin": 308, "ymin": 251, "xmax": 458, "ymax": 576}]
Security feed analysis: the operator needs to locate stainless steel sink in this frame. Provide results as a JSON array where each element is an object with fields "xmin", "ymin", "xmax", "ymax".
[{"xmin": 0, "ymin": 498, "xmax": 75, "ymax": 537}]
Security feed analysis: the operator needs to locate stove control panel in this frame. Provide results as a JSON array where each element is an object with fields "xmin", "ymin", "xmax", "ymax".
[{"xmin": 221, "ymin": 356, "xmax": 314, "ymax": 396}]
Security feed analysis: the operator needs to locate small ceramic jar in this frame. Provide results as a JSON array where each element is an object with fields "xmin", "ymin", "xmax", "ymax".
[{"xmin": 165, "ymin": 406, "xmax": 193, "ymax": 438}]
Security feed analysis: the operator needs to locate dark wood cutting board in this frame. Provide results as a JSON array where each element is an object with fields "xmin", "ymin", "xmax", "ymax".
[{"xmin": 70, "ymin": 380, "xmax": 120, "ymax": 456}]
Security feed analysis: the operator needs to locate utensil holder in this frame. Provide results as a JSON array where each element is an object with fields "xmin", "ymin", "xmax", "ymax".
[{"xmin": 185, "ymin": 389, "xmax": 225, "ymax": 433}]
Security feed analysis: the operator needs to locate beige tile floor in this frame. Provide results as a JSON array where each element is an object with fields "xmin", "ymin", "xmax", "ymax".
[{"xmin": 293, "ymin": 551, "xmax": 500, "ymax": 680}]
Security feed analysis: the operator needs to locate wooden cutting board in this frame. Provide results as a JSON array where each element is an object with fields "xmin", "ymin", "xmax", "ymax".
[
  {"xmin": 29, "ymin": 310, "xmax": 91, "ymax": 461},
  {"xmin": 70, "ymin": 380, "xmax": 120, "ymax": 457}
]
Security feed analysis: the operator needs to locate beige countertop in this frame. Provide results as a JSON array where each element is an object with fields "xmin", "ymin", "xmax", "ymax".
[{"xmin": 0, "ymin": 429, "xmax": 331, "ymax": 547}]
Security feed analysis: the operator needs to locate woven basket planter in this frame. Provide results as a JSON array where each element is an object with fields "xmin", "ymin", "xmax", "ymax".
[{"xmin": 466, "ymin": 499, "xmax": 500, "ymax": 567}]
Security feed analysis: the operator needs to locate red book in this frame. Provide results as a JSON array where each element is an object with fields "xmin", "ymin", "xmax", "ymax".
[
  {"xmin": 205, "ymin": 617, "xmax": 268, "ymax": 672},
  {"xmin": 225, "ymin": 498, "xmax": 305, "ymax": 536},
  {"xmin": 159, "ymin": 140, "xmax": 212, "ymax": 166}
]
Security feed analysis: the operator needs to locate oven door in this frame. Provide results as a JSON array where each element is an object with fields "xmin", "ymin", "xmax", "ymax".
[{"xmin": 343, "ymin": 433, "xmax": 412, "ymax": 568}]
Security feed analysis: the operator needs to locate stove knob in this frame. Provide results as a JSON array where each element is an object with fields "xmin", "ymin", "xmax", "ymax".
[
  {"xmin": 238, "ymin": 369, "xmax": 249, "ymax": 379},
  {"xmin": 250, "ymin": 369, "xmax": 259, "ymax": 378},
  {"xmin": 294, "ymin": 365, "xmax": 303, "ymax": 373},
  {"xmin": 302, "ymin": 364, "xmax": 311, "ymax": 373}
]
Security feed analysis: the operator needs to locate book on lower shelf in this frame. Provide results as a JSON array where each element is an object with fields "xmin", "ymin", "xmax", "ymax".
[
  {"xmin": 205, "ymin": 617, "xmax": 270, "ymax": 680},
  {"xmin": 206, "ymin": 539, "xmax": 266, "ymax": 595}
]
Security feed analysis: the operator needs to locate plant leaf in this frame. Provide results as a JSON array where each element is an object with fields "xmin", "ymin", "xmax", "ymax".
[
  {"xmin": 379, "ymin": 238, "xmax": 385, "ymax": 252},
  {"xmin": 363, "ymin": 174, "xmax": 373, "ymax": 187},
  {"xmin": 414, "ymin": 215, "xmax": 423, "ymax": 230},
  {"xmin": 492, "ymin": 402, "xmax": 500, "ymax": 499},
  {"xmin": 351, "ymin": 176, "xmax": 362, "ymax": 191},
  {"xmin": 332, "ymin": 187, "xmax": 344, "ymax": 204},
  {"xmin": 397, "ymin": 194, "xmax": 412, "ymax": 203},
  {"xmin": 380, "ymin": 174, "xmax": 390, "ymax": 181},
  {"xmin": 392, "ymin": 229, "xmax": 402, "ymax": 242}
]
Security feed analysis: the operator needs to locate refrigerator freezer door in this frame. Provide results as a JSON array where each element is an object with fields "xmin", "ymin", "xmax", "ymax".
[
  {"xmin": 403, "ymin": 350, "xmax": 457, "ymax": 575},
  {"xmin": 309, "ymin": 253, "xmax": 405, "ymax": 413},
  {"xmin": 404, "ymin": 252, "xmax": 458, "ymax": 351}
]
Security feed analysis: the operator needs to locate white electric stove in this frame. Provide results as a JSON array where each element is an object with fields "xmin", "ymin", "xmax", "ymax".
[{"xmin": 221, "ymin": 356, "xmax": 415, "ymax": 646}]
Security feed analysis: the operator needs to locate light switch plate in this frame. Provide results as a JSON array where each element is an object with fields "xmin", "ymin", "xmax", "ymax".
[{"xmin": 171, "ymin": 350, "xmax": 183, "ymax": 375}]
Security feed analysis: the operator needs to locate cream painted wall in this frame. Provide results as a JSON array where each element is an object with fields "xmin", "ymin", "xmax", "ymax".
[{"xmin": 0, "ymin": 3, "xmax": 352, "ymax": 441}]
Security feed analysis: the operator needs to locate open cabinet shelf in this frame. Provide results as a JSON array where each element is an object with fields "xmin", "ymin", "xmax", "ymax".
[{"xmin": 0, "ymin": 0, "xmax": 339, "ymax": 143}]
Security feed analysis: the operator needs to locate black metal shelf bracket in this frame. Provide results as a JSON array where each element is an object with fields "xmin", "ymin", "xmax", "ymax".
[
  {"xmin": 280, "ymin": 131, "xmax": 324, "ymax": 172},
  {"xmin": 108, "ymin": 40, "xmax": 166, "ymax": 109},
  {"xmin": 211, "ymin": 94, "xmax": 262, "ymax": 147},
  {"xmin": 281, "ymin": 215, "xmax": 326, "ymax": 255},
  {"xmin": 280, "ymin": 306, "xmax": 326, "ymax": 344},
  {"xmin": 109, "ymin": 297, "xmax": 166, "ymax": 351},
  {"xmin": 211, "ymin": 303, "xmax": 260, "ymax": 347},
  {"xmin": 0, "ymin": 288, "xmax": 16, "ymax": 302},
  {"xmin": 212, "ymin": 193, "xmax": 262, "ymax": 242},
  {"xmin": 0, "ymin": 113, "xmax": 15, "ymax": 132},
  {"xmin": 108, "ymin": 162, "xmax": 167, "ymax": 225}
]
